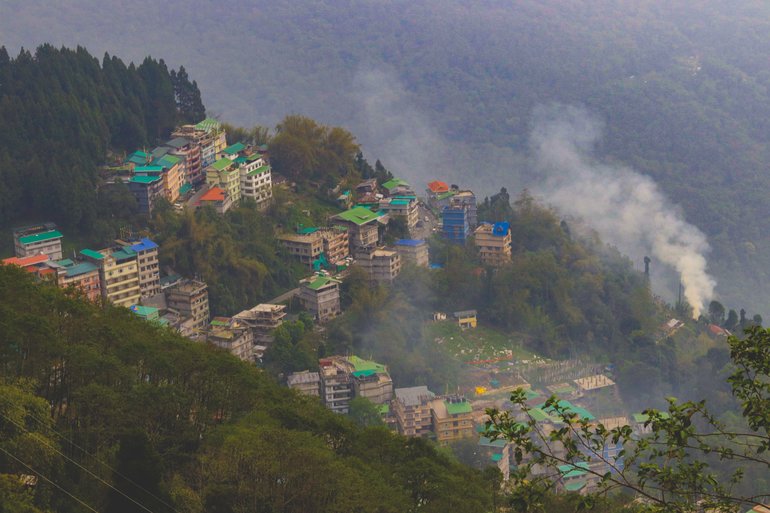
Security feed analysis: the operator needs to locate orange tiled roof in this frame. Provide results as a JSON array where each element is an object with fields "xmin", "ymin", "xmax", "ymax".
[
  {"xmin": 2, "ymin": 254, "xmax": 50, "ymax": 267},
  {"xmin": 200, "ymin": 187, "xmax": 225, "ymax": 202},
  {"xmin": 428, "ymin": 180, "xmax": 449, "ymax": 193}
]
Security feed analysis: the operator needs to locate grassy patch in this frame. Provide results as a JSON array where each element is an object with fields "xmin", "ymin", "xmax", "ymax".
[{"xmin": 426, "ymin": 320, "xmax": 536, "ymax": 363}]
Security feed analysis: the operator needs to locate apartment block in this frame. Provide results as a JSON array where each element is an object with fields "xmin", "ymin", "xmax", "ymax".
[
  {"xmin": 474, "ymin": 222, "xmax": 511, "ymax": 267},
  {"xmin": 278, "ymin": 227, "xmax": 349, "ymax": 268},
  {"xmin": 80, "ymin": 247, "xmax": 140, "ymax": 308},
  {"xmin": 453, "ymin": 191, "xmax": 478, "ymax": 228},
  {"xmin": 319, "ymin": 358, "xmax": 353, "ymax": 413},
  {"xmin": 430, "ymin": 395, "xmax": 474, "ymax": 445},
  {"xmin": 165, "ymin": 136, "xmax": 202, "ymax": 186},
  {"xmin": 379, "ymin": 196, "xmax": 419, "ymax": 233},
  {"xmin": 116, "ymin": 238, "xmax": 161, "ymax": 298},
  {"xmin": 233, "ymin": 303, "xmax": 287, "ymax": 346},
  {"xmin": 166, "ymin": 279, "xmax": 210, "ymax": 333},
  {"xmin": 239, "ymin": 156, "xmax": 273, "ymax": 210},
  {"xmin": 333, "ymin": 206, "xmax": 382, "ymax": 252},
  {"xmin": 128, "ymin": 175, "xmax": 165, "ymax": 214},
  {"xmin": 13, "ymin": 224, "xmax": 63, "ymax": 260},
  {"xmin": 287, "ymin": 370, "xmax": 321, "ymax": 397},
  {"xmin": 441, "ymin": 202, "xmax": 471, "ymax": 243},
  {"xmin": 353, "ymin": 246, "xmax": 401, "ymax": 284},
  {"xmin": 58, "ymin": 261, "xmax": 101, "ymax": 302},
  {"xmin": 393, "ymin": 386, "xmax": 436, "ymax": 437},
  {"xmin": 298, "ymin": 275, "xmax": 341, "ymax": 322},
  {"xmin": 205, "ymin": 316, "xmax": 254, "ymax": 362},
  {"xmin": 206, "ymin": 158, "xmax": 241, "ymax": 205},
  {"xmin": 395, "ymin": 239, "xmax": 429, "ymax": 267}
]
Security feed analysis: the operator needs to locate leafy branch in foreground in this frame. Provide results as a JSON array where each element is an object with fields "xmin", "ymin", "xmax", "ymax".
[{"xmin": 485, "ymin": 326, "xmax": 770, "ymax": 513}]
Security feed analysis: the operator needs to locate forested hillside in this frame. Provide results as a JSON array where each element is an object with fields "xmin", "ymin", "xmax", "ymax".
[
  {"xmin": 0, "ymin": 265, "xmax": 500, "ymax": 513},
  {"xmin": 3, "ymin": 1, "xmax": 770, "ymax": 312},
  {"xmin": 0, "ymin": 45, "xmax": 203, "ymax": 234}
]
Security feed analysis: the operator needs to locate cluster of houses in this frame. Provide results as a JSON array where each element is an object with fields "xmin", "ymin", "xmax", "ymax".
[
  {"xmin": 114, "ymin": 118, "xmax": 272, "ymax": 215},
  {"xmin": 287, "ymin": 358, "xmax": 475, "ymax": 446}
]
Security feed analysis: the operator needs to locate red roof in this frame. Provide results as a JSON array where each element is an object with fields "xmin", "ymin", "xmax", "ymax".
[
  {"xmin": 2, "ymin": 254, "xmax": 50, "ymax": 267},
  {"xmin": 200, "ymin": 187, "xmax": 225, "ymax": 202},
  {"xmin": 428, "ymin": 180, "xmax": 449, "ymax": 193},
  {"xmin": 708, "ymin": 324, "xmax": 729, "ymax": 337}
]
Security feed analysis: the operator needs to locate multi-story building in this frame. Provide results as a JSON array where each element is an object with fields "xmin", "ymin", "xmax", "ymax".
[
  {"xmin": 13, "ymin": 224, "xmax": 63, "ymax": 260},
  {"xmin": 379, "ymin": 196, "xmax": 419, "ymax": 233},
  {"xmin": 333, "ymin": 206, "xmax": 382, "ymax": 252},
  {"xmin": 172, "ymin": 120, "xmax": 227, "ymax": 180},
  {"xmin": 348, "ymin": 355, "xmax": 393, "ymax": 404},
  {"xmin": 441, "ymin": 201, "xmax": 471, "ymax": 243},
  {"xmin": 58, "ymin": 261, "xmax": 101, "ymax": 302},
  {"xmin": 206, "ymin": 158, "xmax": 241, "ymax": 205},
  {"xmin": 154, "ymin": 154, "xmax": 184, "ymax": 203},
  {"xmin": 81, "ymin": 247, "xmax": 141, "ymax": 308},
  {"xmin": 239, "ymin": 156, "xmax": 273, "ymax": 210},
  {"xmin": 430, "ymin": 395, "xmax": 475, "ymax": 445},
  {"xmin": 205, "ymin": 317, "xmax": 254, "ymax": 362},
  {"xmin": 381, "ymin": 178, "xmax": 414, "ymax": 196},
  {"xmin": 116, "ymin": 238, "xmax": 160, "ymax": 298},
  {"xmin": 198, "ymin": 186, "xmax": 233, "ymax": 214},
  {"xmin": 128, "ymin": 175, "xmax": 165, "ymax": 214},
  {"xmin": 233, "ymin": 303, "xmax": 287, "ymax": 346},
  {"xmin": 395, "ymin": 239, "xmax": 429, "ymax": 267},
  {"xmin": 165, "ymin": 136, "xmax": 202, "ymax": 186},
  {"xmin": 298, "ymin": 275, "xmax": 341, "ymax": 322},
  {"xmin": 474, "ymin": 222, "xmax": 511, "ymax": 267},
  {"xmin": 426, "ymin": 180, "xmax": 449, "ymax": 201},
  {"xmin": 392, "ymin": 386, "xmax": 436, "ymax": 437},
  {"xmin": 278, "ymin": 227, "xmax": 349, "ymax": 268},
  {"xmin": 166, "ymin": 279, "xmax": 210, "ymax": 333},
  {"xmin": 319, "ymin": 358, "xmax": 353, "ymax": 413},
  {"xmin": 353, "ymin": 246, "xmax": 401, "ymax": 284},
  {"xmin": 453, "ymin": 190, "xmax": 478, "ymax": 228},
  {"xmin": 287, "ymin": 370, "xmax": 321, "ymax": 397}
]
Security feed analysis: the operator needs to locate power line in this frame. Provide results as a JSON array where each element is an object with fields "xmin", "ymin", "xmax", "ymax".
[
  {"xmin": 0, "ymin": 445, "xmax": 101, "ymax": 513},
  {"xmin": 0, "ymin": 411, "xmax": 159, "ymax": 513},
  {"xmin": 21, "ymin": 409, "xmax": 181, "ymax": 513}
]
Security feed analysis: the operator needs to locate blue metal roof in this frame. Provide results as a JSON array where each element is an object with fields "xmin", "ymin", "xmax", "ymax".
[
  {"xmin": 129, "ymin": 238, "xmax": 158, "ymax": 252},
  {"xmin": 492, "ymin": 222, "xmax": 510, "ymax": 236},
  {"xmin": 395, "ymin": 239, "xmax": 426, "ymax": 247}
]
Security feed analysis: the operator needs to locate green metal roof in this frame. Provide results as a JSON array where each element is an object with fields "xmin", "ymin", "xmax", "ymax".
[
  {"xmin": 348, "ymin": 355, "xmax": 387, "ymax": 374},
  {"xmin": 445, "ymin": 400, "xmax": 473, "ymax": 415},
  {"xmin": 211, "ymin": 158, "xmax": 233, "ymax": 171},
  {"xmin": 112, "ymin": 248, "xmax": 136, "ymax": 261},
  {"xmin": 223, "ymin": 142, "xmax": 245, "ymax": 155},
  {"xmin": 195, "ymin": 118, "xmax": 221, "ymax": 131},
  {"xmin": 558, "ymin": 462, "xmax": 590, "ymax": 479},
  {"xmin": 297, "ymin": 227, "xmax": 318, "ymax": 235},
  {"xmin": 436, "ymin": 191, "xmax": 456, "ymax": 200},
  {"xmin": 65, "ymin": 262, "xmax": 97, "ymax": 277},
  {"xmin": 134, "ymin": 165, "xmax": 164, "ymax": 173},
  {"xmin": 80, "ymin": 249, "xmax": 104, "ymax": 260},
  {"xmin": 335, "ymin": 206, "xmax": 381, "ymax": 225},
  {"xmin": 179, "ymin": 183, "xmax": 192, "ymax": 195},
  {"xmin": 352, "ymin": 369, "xmax": 377, "ymax": 378},
  {"xmin": 382, "ymin": 178, "xmax": 409, "ymax": 190},
  {"xmin": 490, "ymin": 453, "xmax": 503, "ymax": 462},
  {"xmin": 130, "ymin": 175, "xmax": 161, "ymax": 184},
  {"xmin": 154, "ymin": 154, "xmax": 180, "ymax": 168},
  {"xmin": 18, "ymin": 230, "xmax": 63, "ymax": 245},
  {"xmin": 247, "ymin": 165, "xmax": 270, "ymax": 176},
  {"xmin": 536, "ymin": 400, "xmax": 595, "ymax": 421},
  {"xmin": 56, "ymin": 258, "xmax": 75, "ymax": 267},
  {"xmin": 478, "ymin": 436, "xmax": 507, "ymax": 448},
  {"xmin": 304, "ymin": 275, "xmax": 339, "ymax": 290}
]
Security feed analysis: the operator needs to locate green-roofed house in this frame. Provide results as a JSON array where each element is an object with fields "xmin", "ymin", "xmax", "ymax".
[
  {"xmin": 128, "ymin": 174, "xmax": 165, "ymax": 214},
  {"xmin": 221, "ymin": 142, "xmax": 245, "ymax": 156},
  {"xmin": 333, "ymin": 206, "xmax": 384, "ymax": 251},
  {"xmin": 206, "ymin": 158, "xmax": 242, "ymax": 205},
  {"xmin": 13, "ymin": 224, "xmax": 63, "ymax": 260},
  {"xmin": 379, "ymin": 195, "xmax": 419, "ymax": 232},
  {"xmin": 345, "ymin": 355, "xmax": 393, "ymax": 404},
  {"xmin": 299, "ymin": 274, "xmax": 342, "ymax": 322},
  {"xmin": 430, "ymin": 395, "xmax": 475, "ymax": 445},
  {"xmin": 125, "ymin": 150, "xmax": 150, "ymax": 166},
  {"xmin": 557, "ymin": 462, "xmax": 596, "ymax": 494},
  {"xmin": 381, "ymin": 178, "xmax": 413, "ymax": 196}
]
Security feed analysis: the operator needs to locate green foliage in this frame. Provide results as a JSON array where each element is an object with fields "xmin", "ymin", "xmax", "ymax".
[
  {"xmin": 0, "ymin": 45, "xmax": 201, "ymax": 233},
  {"xmin": 0, "ymin": 264, "xmax": 495, "ymax": 513},
  {"xmin": 347, "ymin": 397, "xmax": 385, "ymax": 428}
]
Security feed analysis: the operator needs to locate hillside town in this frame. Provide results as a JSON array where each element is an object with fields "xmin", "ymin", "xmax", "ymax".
[{"xmin": 2, "ymin": 121, "xmax": 676, "ymax": 494}]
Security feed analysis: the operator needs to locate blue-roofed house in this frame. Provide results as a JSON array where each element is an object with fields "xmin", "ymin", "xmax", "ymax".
[
  {"xmin": 394, "ymin": 239, "xmax": 429, "ymax": 267},
  {"xmin": 118, "ymin": 238, "xmax": 161, "ymax": 298},
  {"xmin": 474, "ymin": 222, "xmax": 512, "ymax": 267}
]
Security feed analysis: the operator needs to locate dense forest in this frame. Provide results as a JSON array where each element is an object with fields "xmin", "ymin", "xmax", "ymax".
[
  {"xmin": 0, "ymin": 45, "xmax": 204, "ymax": 235},
  {"xmin": 5, "ymin": 1, "xmax": 770, "ymax": 312}
]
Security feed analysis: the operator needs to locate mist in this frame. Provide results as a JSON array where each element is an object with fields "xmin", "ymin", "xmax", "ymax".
[{"xmin": 529, "ymin": 104, "xmax": 716, "ymax": 317}]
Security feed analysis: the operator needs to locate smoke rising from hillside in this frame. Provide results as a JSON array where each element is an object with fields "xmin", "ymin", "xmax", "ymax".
[{"xmin": 529, "ymin": 105, "xmax": 716, "ymax": 317}]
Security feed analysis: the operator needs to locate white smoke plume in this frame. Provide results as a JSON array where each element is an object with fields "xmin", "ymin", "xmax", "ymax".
[{"xmin": 530, "ymin": 104, "xmax": 716, "ymax": 317}]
